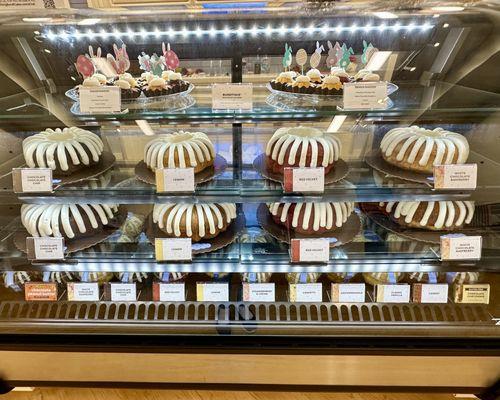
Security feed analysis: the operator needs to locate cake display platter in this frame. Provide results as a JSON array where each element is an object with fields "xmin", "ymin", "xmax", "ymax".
[
  {"xmin": 364, "ymin": 149, "xmax": 433, "ymax": 186},
  {"xmin": 13, "ymin": 206, "xmax": 127, "ymax": 255},
  {"xmin": 144, "ymin": 212, "xmax": 246, "ymax": 255},
  {"xmin": 134, "ymin": 154, "xmax": 228, "ymax": 186},
  {"xmin": 257, "ymin": 203, "xmax": 361, "ymax": 248},
  {"xmin": 252, "ymin": 153, "xmax": 349, "ymax": 187}
]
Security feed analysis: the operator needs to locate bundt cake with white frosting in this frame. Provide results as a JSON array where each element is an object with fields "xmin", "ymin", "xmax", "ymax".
[
  {"xmin": 153, "ymin": 203, "xmax": 237, "ymax": 242},
  {"xmin": 144, "ymin": 131, "xmax": 215, "ymax": 173},
  {"xmin": 380, "ymin": 201, "xmax": 474, "ymax": 231},
  {"xmin": 363, "ymin": 272, "xmax": 405, "ymax": 286},
  {"xmin": 23, "ymin": 127, "xmax": 104, "ymax": 176},
  {"xmin": 380, "ymin": 126, "xmax": 469, "ymax": 173},
  {"xmin": 21, "ymin": 203, "xmax": 119, "ymax": 240},
  {"xmin": 286, "ymin": 272, "xmax": 320, "ymax": 284},
  {"xmin": 268, "ymin": 202, "xmax": 354, "ymax": 235},
  {"xmin": 265, "ymin": 126, "xmax": 341, "ymax": 174}
]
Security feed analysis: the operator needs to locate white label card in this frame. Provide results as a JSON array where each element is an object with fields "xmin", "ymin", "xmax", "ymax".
[
  {"xmin": 110, "ymin": 283, "xmax": 137, "ymax": 302},
  {"xmin": 13, "ymin": 168, "xmax": 53, "ymax": 193},
  {"xmin": 290, "ymin": 283, "xmax": 323, "ymax": 302},
  {"xmin": 155, "ymin": 238, "xmax": 192, "ymax": 261},
  {"xmin": 440, "ymin": 235, "xmax": 482, "ymax": 260},
  {"xmin": 68, "ymin": 283, "xmax": 99, "ymax": 301},
  {"xmin": 79, "ymin": 86, "xmax": 121, "ymax": 114},
  {"xmin": 331, "ymin": 283, "xmax": 366, "ymax": 303},
  {"xmin": 157, "ymin": 283, "xmax": 185, "ymax": 302},
  {"xmin": 155, "ymin": 168, "xmax": 195, "ymax": 193},
  {"xmin": 197, "ymin": 283, "xmax": 229, "ymax": 302},
  {"xmin": 283, "ymin": 167, "xmax": 324, "ymax": 193},
  {"xmin": 212, "ymin": 83, "xmax": 253, "ymax": 110},
  {"xmin": 242, "ymin": 283, "xmax": 275, "ymax": 302},
  {"xmin": 343, "ymin": 82, "xmax": 388, "ymax": 110},
  {"xmin": 32, "ymin": 237, "xmax": 64, "ymax": 260},
  {"xmin": 433, "ymin": 164, "xmax": 477, "ymax": 190},
  {"xmin": 419, "ymin": 284, "xmax": 449, "ymax": 304},
  {"xmin": 290, "ymin": 238, "xmax": 329, "ymax": 263},
  {"xmin": 376, "ymin": 284, "xmax": 410, "ymax": 303}
]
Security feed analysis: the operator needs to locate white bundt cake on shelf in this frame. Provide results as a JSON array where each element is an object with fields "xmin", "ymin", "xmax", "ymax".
[
  {"xmin": 153, "ymin": 203, "xmax": 237, "ymax": 242},
  {"xmin": 265, "ymin": 126, "xmax": 341, "ymax": 174},
  {"xmin": 144, "ymin": 131, "xmax": 215, "ymax": 173},
  {"xmin": 380, "ymin": 201, "xmax": 474, "ymax": 231},
  {"xmin": 380, "ymin": 126, "xmax": 469, "ymax": 173},
  {"xmin": 267, "ymin": 202, "xmax": 354, "ymax": 235},
  {"xmin": 21, "ymin": 204, "xmax": 119, "ymax": 240},
  {"xmin": 23, "ymin": 127, "xmax": 104, "ymax": 176},
  {"xmin": 241, "ymin": 273, "xmax": 273, "ymax": 283}
]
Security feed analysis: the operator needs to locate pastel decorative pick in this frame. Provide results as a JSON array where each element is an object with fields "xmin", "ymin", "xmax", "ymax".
[
  {"xmin": 282, "ymin": 43, "xmax": 293, "ymax": 71},
  {"xmin": 310, "ymin": 41, "xmax": 324, "ymax": 69},
  {"xmin": 326, "ymin": 41, "xmax": 339, "ymax": 68},
  {"xmin": 162, "ymin": 42, "xmax": 179, "ymax": 70},
  {"xmin": 150, "ymin": 53, "xmax": 165, "ymax": 76},
  {"xmin": 296, "ymin": 48, "xmax": 308, "ymax": 74},
  {"xmin": 334, "ymin": 41, "xmax": 343, "ymax": 67},
  {"xmin": 361, "ymin": 40, "xmax": 379, "ymax": 65},
  {"xmin": 87, "ymin": 46, "xmax": 101, "ymax": 71},
  {"xmin": 138, "ymin": 52, "xmax": 152, "ymax": 72},
  {"xmin": 75, "ymin": 54, "xmax": 95, "ymax": 78},
  {"xmin": 107, "ymin": 43, "xmax": 130, "ymax": 75},
  {"xmin": 339, "ymin": 44, "xmax": 353, "ymax": 69}
]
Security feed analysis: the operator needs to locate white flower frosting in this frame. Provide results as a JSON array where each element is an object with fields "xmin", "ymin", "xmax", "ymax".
[
  {"xmin": 82, "ymin": 77, "xmax": 100, "ymax": 87},
  {"xmin": 92, "ymin": 73, "xmax": 107, "ymax": 84},
  {"xmin": 322, "ymin": 75, "xmax": 341, "ymax": 85},
  {"xmin": 306, "ymin": 68, "xmax": 322, "ymax": 79},
  {"xmin": 140, "ymin": 72, "xmax": 155, "ymax": 82},
  {"xmin": 114, "ymin": 79, "xmax": 131, "ymax": 90},
  {"xmin": 168, "ymin": 72, "xmax": 182, "ymax": 81},
  {"xmin": 148, "ymin": 77, "xmax": 166, "ymax": 88},
  {"xmin": 23, "ymin": 127, "xmax": 104, "ymax": 172},
  {"xmin": 295, "ymin": 75, "xmax": 310, "ymax": 83},
  {"xmin": 330, "ymin": 67, "xmax": 346, "ymax": 75},
  {"xmin": 362, "ymin": 73, "xmax": 380, "ymax": 81}
]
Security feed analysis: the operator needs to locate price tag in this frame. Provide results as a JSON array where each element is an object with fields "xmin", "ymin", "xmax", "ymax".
[
  {"xmin": 110, "ymin": 283, "xmax": 136, "ymax": 302},
  {"xmin": 440, "ymin": 235, "xmax": 482, "ymax": 260},
  {"xmin": 212, "ymin": 83, "xmax": 253, "ymax": 110},
  {"xmin": 26, "ymin": 237, "xmax": 64, "ymax": 261},
  {"xmin": 153, "ymin": 282, "xmax": 185, "ymax": 301},
  {"xmin": 290, "ymin": 283, "xmax": 322, "ymax": 302},
  {"xmin": 375, "ymin": 284, "xmax": 410, "ymax": 303},
  {"xmin": 196, "ymin": 283, "xmax": 229, "ymax": 302},
  {"xmin": 433, "ymin": 164, "xmax": 477, "ymax": 189},
  {"xmin": 331, "ymin": 283, "xmax": 366, "ymax": 303},
  {"xmin": 0, "ymin": 0, "xmax": 67, "ymax": 9},
  {"xmin": 25, "ymin": 283, "xmax": 57, "ymax": 302},
  {"xmin": 155, "ymin": 168, "xmax": 195, "ymax": 193},
  {"xmin": 67, "ymin": 283, "xmax": 99, "ymax": 301},
  {"xmin": 79, "ymin": 86, "xmax": 121, "ymax": 114},
  {"xmin": 290, "ymin": 238, "xmax": 329, "ymax": 263},
  {"xmin": 283, "ymin": 167, "xmax": 324, "ymax": 193},
  {"xmin": 343, "ymin": 82, "xmax": 388, "ymax": 110},
  {"xmin": 454, "ymin": 284, "xmax": 490, "ymax": 304},
  {"xmin": 412, "ymin": 284, "xmax": 448, "ymax": 304},
  {"xmin": 12, "ymin": 168, "xmax": 53, "ymax": 193},
  {"xmin": 155, "ymin": 238, "xmax": 192, "ymax": 261},
  {"xmin": 242, "ymin": 283, "xmax": 275, "ymax": 302}
]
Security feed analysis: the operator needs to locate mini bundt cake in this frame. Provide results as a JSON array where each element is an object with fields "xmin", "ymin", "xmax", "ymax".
[{"xmin": 23, "ymin": 127, "xmax": 104, "ymax": 176}]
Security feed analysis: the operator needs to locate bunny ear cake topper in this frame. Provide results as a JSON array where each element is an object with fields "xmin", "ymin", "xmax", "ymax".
[
  {"xmin": 310, "ymin": 41, "xmax": 324, "ymax": 69},
  {"xmin": 338, "ymin": 43, "xmax": 352, "ymax": 69},
  {"xmin": 361, "ymin": 40, "xmax": 379, "ymax": 65},
  {"xmin": 282, "ymin": 43, "xmax": 293, "ymax": 71},
  {"xmin": 138, "ymin": 52, "xmax": 152, "ymax": 72},
  {"xmin": 107, "ymin": 43, "xmax": 130, "ymax": 75},
  {"xmin": 296, "ymin": 48, "xmax": 308, "ymax": 74},
  {"xmin": 162, "ymin": 42, "xmax": 179, "ymax": 70}
]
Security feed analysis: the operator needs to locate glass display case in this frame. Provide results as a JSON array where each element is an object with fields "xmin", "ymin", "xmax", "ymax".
[{"xmin": 0, "ymin": 0, "xmax": 499, "ymax": 395}]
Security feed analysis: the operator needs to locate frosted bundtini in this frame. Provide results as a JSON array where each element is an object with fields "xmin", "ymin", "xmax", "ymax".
[
  {"xmin": 23, "ymin": 127, "xmax": 104, "ymax": 176},
  {"xmin": 153, "ymin": 203, "xmax": 237, "ymax": 242},
  {"xmin": 144, "ymin": 131, "xmax": 215, "ymax": 173},
  {"xmin": 380, "ymin": 201, "xmax": 474, "ymax": 231},
  {"xmin": 380, "ymin": 126, "xmax": 469, "ymax": 173},
  {"xmin": 21, "ymin": 203, "xmax": 119, "ymax": 239}
]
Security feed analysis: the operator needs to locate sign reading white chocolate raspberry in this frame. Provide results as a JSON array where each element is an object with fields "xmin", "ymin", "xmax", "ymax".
[
  {"xmin": 290, "ymin": 238, "xmax": 329, "ymax": 263},
  {"xmin": 155, "ymin": 168, "xmax": 195, "ymax": 193},
  {"xmin": 242, "ymin": 283, "xmax": 275, "ymax": 302},
  {"xmin": 212, "ymin": 83, "xmax": 253, "ymax": 110},
  {"xmin": 155, "ymin": 238, "xmax": 192, "ymax": 261},
  {"xmin": 12, "ymin": 168, "xmax": 53, "ymax": 193},
  {"xmin": 79, "ymin": 86, "xmax": 121, "ymax": 114},
  {"xmin": 343, "ymin": 82, "xmax": 388, "ymax": 110},
  {"xmin": 433, "ymin": 164, "xmax": 477, "ymax": 189},
  {"xmin": 440, "ymin": 235, "xmax": 482, "ymax": 260},
  {"xmin": 283, "ymin": 167, "xmax": 324, "ymax": 193},
  {"xmin": 67, "ymin": 283, "xmax": 99, "ymax": 302}
]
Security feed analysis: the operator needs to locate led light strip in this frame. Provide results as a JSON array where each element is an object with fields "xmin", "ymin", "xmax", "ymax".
[{"xmin": 45, "ymin": 22, "xmax": 434, "ymax": 41}]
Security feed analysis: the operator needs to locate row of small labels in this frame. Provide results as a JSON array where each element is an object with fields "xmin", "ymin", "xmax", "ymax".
[
  {"xmin": 23, "ymin": 281, "xmax": 491, "ymax": 304},
  {"xmin": 77, "ymin": 82, "xmax": 391, "ymax": 114},
  {"xmin": 13, "ymin": 162, "xmax": 477, "ymax": 194},
  {"xmin": 26, "ymin": 236, "xmax": 483, "ymax": 263}
]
